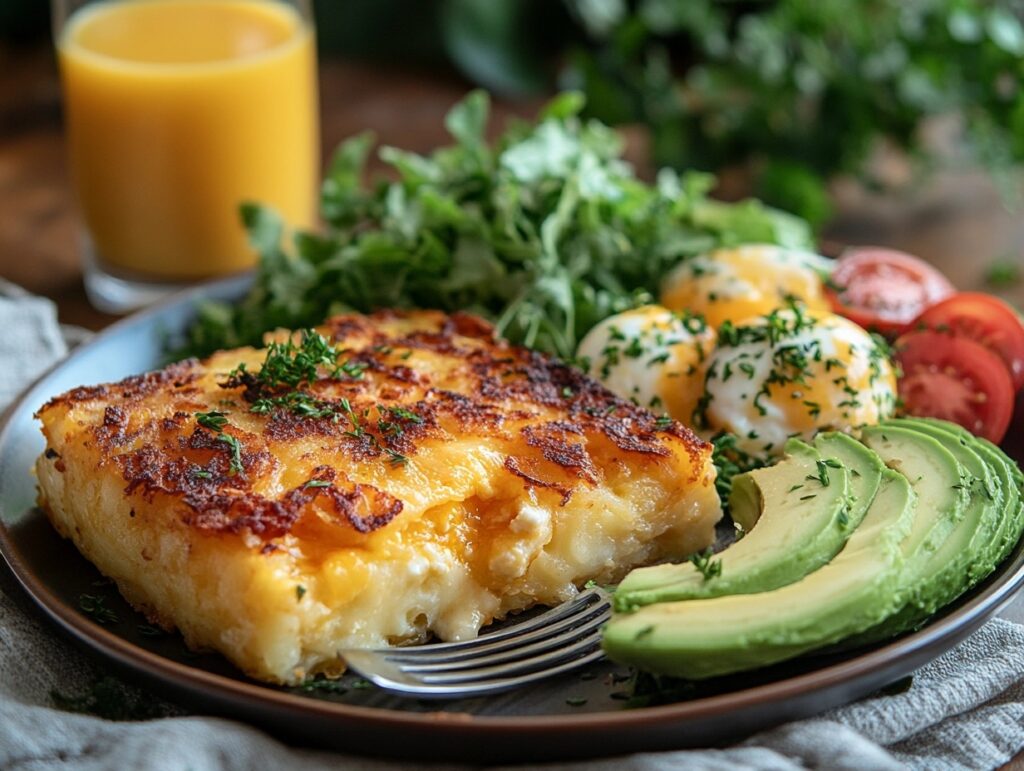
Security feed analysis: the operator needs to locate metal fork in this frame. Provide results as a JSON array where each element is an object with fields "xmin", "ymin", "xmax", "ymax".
[{"xmin": 338, "ymin": 586, "xmax": 612, "ymax": 698}]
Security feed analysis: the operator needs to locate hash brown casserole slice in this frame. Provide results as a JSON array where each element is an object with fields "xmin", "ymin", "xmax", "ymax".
[{"xmin": 35, "ymin": 310, "xmax": 721, "ymax": 683}]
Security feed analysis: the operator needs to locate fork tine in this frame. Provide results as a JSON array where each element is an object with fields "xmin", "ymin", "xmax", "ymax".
[
  {"xmin": 382, "ymin": 587, "xmax": 608, "ymax": 658},
  {"xmin": 349, "ymin": 647, "xmax": 608, "ymax": 698},
  {"xmin": 336, "ymin": 587, "xmax": 614, "ymax": 699},
  {"xmin": 416, "ymin": 630, "xmax": 604, "ymax": 685},
  {"xmin": 380, "ymin": 595, "xmax": 609, "ymax": 664},
  {"xmin": 398, "ymin": 605, "xmax": 610, "ymax": 673}
]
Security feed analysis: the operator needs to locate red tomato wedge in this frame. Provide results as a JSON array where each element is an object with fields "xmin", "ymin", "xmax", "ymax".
[
  {"xmin": 894, "ymin": 330, "xmax": 1014, "ymax": 443},
  {"xmin": 915, "ymin": 292, "xmax": 1024, "ymax": 391},
  {"xmin": 827, "ymin": 247, "xmax": 955, "ymax": 337}
]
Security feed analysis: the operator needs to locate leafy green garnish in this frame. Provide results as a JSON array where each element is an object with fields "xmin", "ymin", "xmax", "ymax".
[
  {"xmin": 298, "ymin": 676, "xmax": 349, "ymax": 695},
  {"xmin": 382, "ymin": 406, "xmax": 424, "ymax": 424},
  {"xmin": 230, "ymin": 329, "xmax": 352, "ymax": 393},
  {"xmin": 78, "ymin": 593, "xmax": 119, "ymax": 625},
  {"xmin": 195, "ymin": 410, "xmax": 228, "ymax": 432},
  {"xmin": 194, "ymin": 411, "xmax": 244, "ymax": 475},
  {"xmin": 180, "ymin": 90, "xmax": 810, "ymax": 361},
  {"xmin": 217, "ymin": 434, "xmax": 244, "ymax": 476},
  {"xmin": 689, "ymin": 547, "xmax": 723, "ymax": 582},
  {"xmin": 710, "ymin": 431, "xmax": 766, "ymax": 504}
]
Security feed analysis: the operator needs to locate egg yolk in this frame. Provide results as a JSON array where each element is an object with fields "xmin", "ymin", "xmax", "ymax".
[{"xmin": 661, "ymin": 247, "xmax": 831, "ymax": 328}]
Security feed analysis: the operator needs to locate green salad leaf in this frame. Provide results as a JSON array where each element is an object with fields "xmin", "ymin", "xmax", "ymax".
[{"xmin": 181, "ymin": 90, "xmax": 811, "ymax": 360}]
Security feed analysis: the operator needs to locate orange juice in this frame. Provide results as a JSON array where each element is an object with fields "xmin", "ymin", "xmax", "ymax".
[{"xmin": 58, "ymin": 0, "xmax": 319, "ymax": 280}]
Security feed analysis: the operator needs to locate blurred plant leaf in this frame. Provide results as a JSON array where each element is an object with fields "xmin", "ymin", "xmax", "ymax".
[
  {"xmin": 553, "ymin": 0, "xmax": 1024, "ymax": 227},
  {"xmin": 441, "ymin": 0, "xmax": 551, "ymax": 97}
]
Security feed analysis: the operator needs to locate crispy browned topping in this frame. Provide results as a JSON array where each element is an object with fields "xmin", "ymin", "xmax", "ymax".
[
  {"xmin": 182, "ymin": 466, "xmax": 404, "ymax": 537},
  {"xmin": 38, "ymin": 310, "xmax": 710, "ymax": 543},
  {"xmin": 504, "ymin": 456, "xmax": 574, "ymax": 506},
  {"xmin": 39, "ymin": 360, "xmax": 201, "ymax": 412}
]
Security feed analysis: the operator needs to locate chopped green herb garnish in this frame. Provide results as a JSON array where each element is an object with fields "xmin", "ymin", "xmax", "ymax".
[
  {"xmin": 689, "ymin": 548, "xmax": 723, "ymax": 582},
  {"xmin": 194, "ymin": 412, "xmax": 244, "ymax": 475},
  {"xmin": 217, "ymin": 433, "xmax": 244, "ymax": 476},
  {"xmin": 710, "ymin": 431, "xmax": 766, "ymax": 506},
  {"xmin": 296, "ymin": 585, "xmax": 307, "ymax": 601},
  {"xmin": 812, "ymin": 459, "xmax": 831, "ymax": 487},
  {"xmin": 385, "ymin": 449, "xmax": 409, "ymax": 466},
  {"xmin": 624, "ymin": 337, "xmax": 645, "ymax": 358},
  {"xmin": 299, "ymin": 677, "xmax": 348, "ymax": 695},
  {"xmin": 195, "ymin": 411, "xmax": 228, "ymax": 432},
  {"xmin": 634, "ymin": 625, "xmax": 655, "ymax": 640},
  {"xmin": 79, "ymin": 594, "xmax": 118, "ymax": 625}
]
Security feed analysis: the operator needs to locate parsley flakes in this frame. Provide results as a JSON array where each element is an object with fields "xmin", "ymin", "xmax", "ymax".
[
  {"xmin": 194, "ymin": 411, "xmax": 244, "ymax": 476},
  {"xmin": 689, "ymin": 548, "xmax": 723, "ymax": 582}
]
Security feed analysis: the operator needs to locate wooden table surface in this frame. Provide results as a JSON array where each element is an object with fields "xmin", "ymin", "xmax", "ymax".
[{"xmin": 3, "ymin": 41, "xmax": 1024, "ymax": 767}]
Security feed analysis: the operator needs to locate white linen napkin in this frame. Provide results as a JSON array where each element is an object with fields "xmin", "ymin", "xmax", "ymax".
[{"xmin": 1, "ymin": 281, "xmax": 1023, "ymax": 771}]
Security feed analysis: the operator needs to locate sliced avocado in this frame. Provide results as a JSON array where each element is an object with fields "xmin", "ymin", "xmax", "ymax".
[
  {"xmin": 602, "ymin": 470, "xmax": 916, "ymax": 679},
  {"xmin": 855, "ymin": 418, "xmax": 1024, "ymax": 643},
  {"xmin": 613, "ymin": 439, "xmax": 856, "ymax": 610},
  {"xmin": 888, "ymin": 418, "xmax": 1009, "ymax": 585},
  {"xmin": 847, "ymin": 419, "xmax": 1002, "ymax": 644},
  {"xmin": 813, "ymin": 431, "xmax": 885, "ymax": 527},
  {"xmin": 974, "ymin": 433, "xmax": 1024, "ymax": 566},
  {"xmin": 859, "ymin": 423, "xmax": 968, "ymax": 583}
]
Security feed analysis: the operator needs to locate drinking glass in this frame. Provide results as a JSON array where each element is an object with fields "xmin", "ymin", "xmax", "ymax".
[{"xmin": 52, "ymin": 0, "xmax": 320, "ymax": 312}]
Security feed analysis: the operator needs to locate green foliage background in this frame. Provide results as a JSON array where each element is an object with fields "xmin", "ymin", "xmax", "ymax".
[
  {"xmin": 8, "ymin": 0, "xmax": 1024, "ymax": 229},
  {"xmin": 442, "ymin": 0, "xmax": 1024, "ymax": 229}
]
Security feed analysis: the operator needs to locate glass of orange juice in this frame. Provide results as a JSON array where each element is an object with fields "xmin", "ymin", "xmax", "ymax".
[{"xmin": 52, "ymin": 0, "xmax": 320, "ymax": 312}]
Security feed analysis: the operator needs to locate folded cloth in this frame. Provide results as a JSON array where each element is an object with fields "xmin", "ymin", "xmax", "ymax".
[
  {"xmin": 0, "ymin": 279, "xmax": 71, "ymax": 410},
  {"xmin": 1, "ymin": 284, "xmax": 1023, "ymax": 771}
]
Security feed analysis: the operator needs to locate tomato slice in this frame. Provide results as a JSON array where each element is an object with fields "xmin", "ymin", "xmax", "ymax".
[
  {"xmin": 827, "ymin": 247, "xmax": 955, "ymax": 337},
  {"xmin": 915, "ymin": 292, "xmax": 1024, "ymax": 391},
  {"xmin": 894, "ymin": 330, "xmax": 1014, "ymax": 443}
]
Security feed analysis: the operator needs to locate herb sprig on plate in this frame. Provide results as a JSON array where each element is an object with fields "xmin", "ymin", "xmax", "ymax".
[{"xmin": 181, "ymin": 91, "xmax": 810, "ymax": 361}]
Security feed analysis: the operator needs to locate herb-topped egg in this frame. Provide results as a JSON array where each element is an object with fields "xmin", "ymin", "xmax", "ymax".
[
  {"xmin": 577, "ymin": 305, "xmax": 716, "ymax": 423},
  {"xmin": 660, "ymin": 244, "xmax": 833, "ymax": 328},
  {"xmin": 696, "ymin": 305, "xmax": 897, "ymax": 456}
]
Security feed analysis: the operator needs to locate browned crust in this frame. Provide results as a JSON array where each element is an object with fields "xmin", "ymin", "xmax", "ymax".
[{"xmin": 37, "ymin": 310, "xmax": 711, "ymax": 542}]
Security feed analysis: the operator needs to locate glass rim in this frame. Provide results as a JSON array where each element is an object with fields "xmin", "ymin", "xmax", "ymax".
[{"xmin": 51, "ymin": 0, "xmax": 315, "ymax": 71}]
